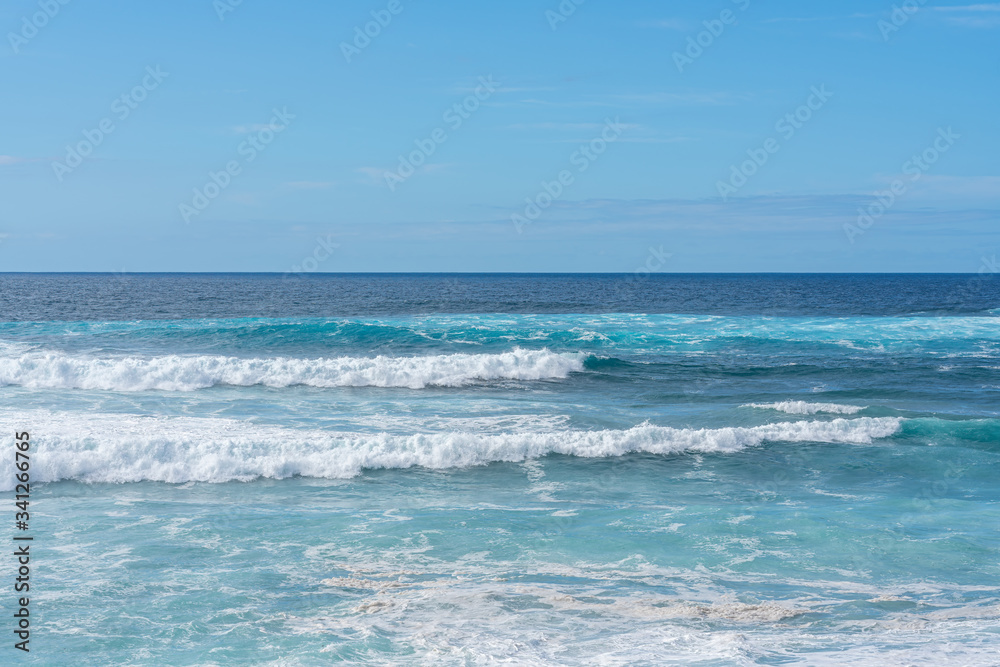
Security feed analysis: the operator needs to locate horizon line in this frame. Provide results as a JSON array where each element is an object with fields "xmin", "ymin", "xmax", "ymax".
[{"xmin": 0, "ymin": 271, "xmax": 993, "ymax": 276}]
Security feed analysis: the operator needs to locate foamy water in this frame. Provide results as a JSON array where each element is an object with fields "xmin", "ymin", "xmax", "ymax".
[
  {"xmin": 0, "ymin": 411, "xmax": 902, "ymax": 489},
  {"xmin": 744, "ymin": 401, "xmax": 867, "ymax": 415},
  {"xmin": 2, "ymin": 280, "xmax": 998, "ymax": 665},
  {"xmin": 0, "ymin": 348, "xmax": 584, "ymax": 391}
]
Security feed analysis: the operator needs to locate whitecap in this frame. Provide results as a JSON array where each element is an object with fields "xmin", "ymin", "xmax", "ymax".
[
  {"xmin": 0, "ymin": 412, "xmax": 903, "ymax": 489},
  {"xmin": 744, "ymin": 401, "xmax": 866, "ymax": 415},
  {"xmin": 0, "ymin": 347, "xmax": 584, "ymax": 391}
]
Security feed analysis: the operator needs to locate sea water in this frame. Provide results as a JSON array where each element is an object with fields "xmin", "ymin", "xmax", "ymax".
[{"xmin": 0, "ymin": 274, "xmax": 998, "ymax": 665}]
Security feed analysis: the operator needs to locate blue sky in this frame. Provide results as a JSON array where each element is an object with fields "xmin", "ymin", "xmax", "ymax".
[{"xmin": 0, "ymin": 0, "xmax": 997, "ymax": 272}]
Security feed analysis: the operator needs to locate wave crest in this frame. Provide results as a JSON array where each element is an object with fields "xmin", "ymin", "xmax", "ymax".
[
  {"xmin": 0, "ymin": 414, "xmax": 902, "ymax": 489},
  {"xmin": 744, "ymin": 401, "xmax": 866, "ymax": 415},
  {"xmin": 0, "ymin": 348, "xmax": 584, "ymax": 391}
]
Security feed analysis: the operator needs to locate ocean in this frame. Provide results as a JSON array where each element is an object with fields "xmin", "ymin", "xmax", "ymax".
[{"xmin": 1, "ymin": 273, "xmax": 998, "ymax": 665}]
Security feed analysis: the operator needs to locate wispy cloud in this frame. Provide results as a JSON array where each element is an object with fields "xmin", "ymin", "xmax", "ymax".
[
  {"xmin": 640, "ymin": 18, "xmax": 690, "ymax": 30},
  {"xmin": 618, "ymin": 136, "xmax": 695, "ymax": 144},
  {"xmin": 232, "ymin": 123, "xmax": 273, "ymax": 134},
  {"xmin": 225, "ymin": 192, "xmax": 261, "ymax": 206},
  {"xmin": 833, "ymin": 30, "xmax": 884, "ymax": 41},
  {"xmin": 356, "ymin": 167, "xmax": 385, "ymax": 184},
  {"xmin": 0, "ymin": 155, "xmax": 27, "ymax": 165},
  {"xmin": 490, "ymin": 98, "xmax": 616, "ymax": 109},
  {"xmin": 764, "ymin": 7, "xmax": 1000, "ymax": 33},
  {"xmin": 763, "ymin": 13, "xmax": 876, "ymax": 23},
  {"xmin": 487, "ymin": 195, "xmax": 1000, "ymax": 236},
  {"xmin": 508, "ymin": 122, "xmax": 640, "ymax": 131},
  {"xmin": 889, "ymin": 174, "xmax": 1000, "ymax": 202},
  {"xmin": 612, "ymin": 91, "xmax": 750, "ymax": 106},
  {"xmin": 357, "ymin": 164, "xmax": 449, "ymax": 185},
  {"xmin": 763, "ymin": 16, "xmax": 839, "ymax": 24},
  {"xmin": 934, "ymin": 3, "xmax": 1000, "ymax": 11},
  {"xmin": 494, "ymin": 90, "xmax": 746, "ymax": 110},
  {"xmin": 451, "ymin": 83, "xmax": 551, "ymax": 95},
  {"xmin": 505, "ymin": 121, "xmax": 690, "ymax": 144},
  {"xmin": 933, "ymin": 3, "xmax": 1000, "ymax": 27},
  {"xmin": 284, "ymin": 181, "xmax": 335, "ymax": 190},
  {"xmin": 547, "ymin": 135, "xmax": 693, "ymax": 145},
  {"xmin": 938, "ymin": 15, "xmax": 1000, "ymax": 26}
]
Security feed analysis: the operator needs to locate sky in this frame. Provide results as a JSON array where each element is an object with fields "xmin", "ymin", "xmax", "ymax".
[{"xmin": 0, "ymin": 0, "xmax": 997, "ymax": 273}]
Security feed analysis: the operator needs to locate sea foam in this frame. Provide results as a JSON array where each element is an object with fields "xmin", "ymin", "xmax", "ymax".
[
  {"xmin": 0, "ymin": 413, "xmax": 902, "ymax": 489},
  {"xmin": 0, "ymin": 348, "xmax": 584, "ymax": 391},
  {"xmin": 744, "ymin": 401, "xmax": 867, "ymax": 415}
]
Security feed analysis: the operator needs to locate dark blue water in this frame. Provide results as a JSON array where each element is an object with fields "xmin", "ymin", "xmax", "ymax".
[{"xmin": 1, "ymin": 273, "xmax": 997, "ymax": 320}]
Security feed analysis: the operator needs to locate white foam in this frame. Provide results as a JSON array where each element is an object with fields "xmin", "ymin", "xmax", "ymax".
[
  {"xmin": 744, "ymin": 401, "xmax": 867, "ymax": 415},
  {"xmin": 0, "ymin": 412, "xmax": 902, "ymax": 489},
  {"xmin": 282, "ymin": 563, "xmax": 998, "ymax": 666},
  {"xmin": 0, "ymin": 348, "xmax": 584, "ymax": 391}
]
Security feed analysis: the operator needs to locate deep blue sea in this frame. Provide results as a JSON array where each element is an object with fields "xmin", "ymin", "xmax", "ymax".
[{"xmin": 1, "ymin": 274, "xmax": 998, "ymax": 665}]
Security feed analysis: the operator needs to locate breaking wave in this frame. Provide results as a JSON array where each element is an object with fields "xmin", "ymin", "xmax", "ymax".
[
  {"xmin": 745, "ymin": 401, "xmax": 867, "ymax": 415},
  {"xmin": 0, "ymin": 348, "xmax": 584, "ymax": 391},
  {"xmin": 0, "ymin": 413, "xmax": 903, "ymax": 489}
]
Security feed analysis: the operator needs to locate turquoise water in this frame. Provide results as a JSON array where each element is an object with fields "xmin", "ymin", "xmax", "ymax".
[{"xmin": 1, "ymin": 276, "xmax": 999, "ymax": 664}]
